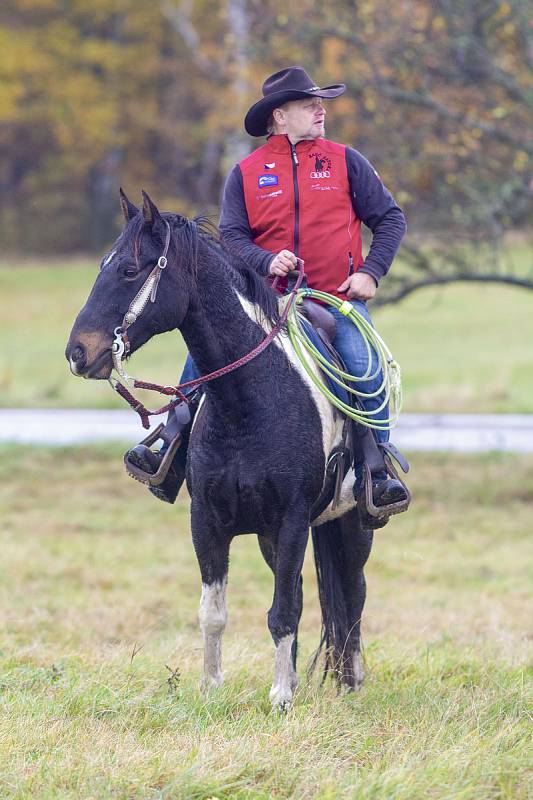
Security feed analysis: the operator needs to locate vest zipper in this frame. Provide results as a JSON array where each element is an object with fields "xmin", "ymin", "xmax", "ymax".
[{"xmin": 290, "ymin": 142, "xmax": 300, "ymax": 257}]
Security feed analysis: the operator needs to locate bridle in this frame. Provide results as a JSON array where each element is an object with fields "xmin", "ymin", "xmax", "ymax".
[
  {"xmin": 111, "ymin": 218, "xmax": 171, "ymax": 381},
  {"xmin": 108, "ymin": 220, "xmax": 304, "ymax": 429}
]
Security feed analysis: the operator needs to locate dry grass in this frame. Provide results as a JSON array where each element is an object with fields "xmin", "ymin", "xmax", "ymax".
[{"xmin": 0, "ymin": 446, "xmax": 532, "ymax": 798}]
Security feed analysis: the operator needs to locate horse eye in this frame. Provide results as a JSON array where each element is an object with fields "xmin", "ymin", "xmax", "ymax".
[{"xmin": 124, "ymin": 266, "xmax": 138, "ymax": 279}]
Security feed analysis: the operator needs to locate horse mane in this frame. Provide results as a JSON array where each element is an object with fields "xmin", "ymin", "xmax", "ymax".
[
  {"xmin": 188, "ymin": 215, "xmax": 281, "ymax": 324},
  {"xmin": 124, "ymin": 210, "xmax": 280, "ymax": 324}
]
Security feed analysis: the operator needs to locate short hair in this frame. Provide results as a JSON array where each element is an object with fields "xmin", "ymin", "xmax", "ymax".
[{"xmin": 268, "ymin": 104, "xmax": 289, "ymax": 135}]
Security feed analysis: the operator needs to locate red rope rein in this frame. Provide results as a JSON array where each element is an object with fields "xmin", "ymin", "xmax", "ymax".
[{"xmin": 112, "ymin": 270, "xmax": 304, "ymax": 428}]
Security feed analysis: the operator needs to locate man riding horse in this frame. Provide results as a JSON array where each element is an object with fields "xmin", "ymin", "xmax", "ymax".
[{"xmin": 125, "ymin": 66, "xmax": 410, "ymax": 524}]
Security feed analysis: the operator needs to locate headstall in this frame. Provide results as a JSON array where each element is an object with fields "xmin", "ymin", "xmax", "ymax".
[{"xmin": 111, "ymin": 219, "xmax": 171, "ymax": 381}]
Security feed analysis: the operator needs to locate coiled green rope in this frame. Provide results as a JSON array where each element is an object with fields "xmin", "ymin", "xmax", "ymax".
[{"xmin": 282, "ymin": 289, "xmax": 402, "ymax": 430}]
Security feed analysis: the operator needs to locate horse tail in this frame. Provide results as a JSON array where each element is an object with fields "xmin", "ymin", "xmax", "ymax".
[
  {"xmin": 310, "ymin": 512, "xmax": 372, "ymax": 687},
  {"xmin": 310, "ymin": 518, "xmax": 351, "ymax": 684}
]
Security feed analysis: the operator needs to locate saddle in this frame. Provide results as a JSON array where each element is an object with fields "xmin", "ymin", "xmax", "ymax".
[
  {"xmin": 299, "ymin": 298, "xmax": 336, "ymax": 344},
  {"xmin": 300, "ymin": 299, "xmax": 410, "ymax": 528}
]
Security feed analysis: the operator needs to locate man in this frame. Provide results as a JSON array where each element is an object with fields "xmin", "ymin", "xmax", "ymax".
[{"xmin": 125, "ymin": 66, "xmax": 409, "ymax": 522}]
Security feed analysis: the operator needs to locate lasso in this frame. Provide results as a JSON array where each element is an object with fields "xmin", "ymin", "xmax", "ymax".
[{"xmin": 283, "ymin": 289, "xmax": 402, "ymax": 431}]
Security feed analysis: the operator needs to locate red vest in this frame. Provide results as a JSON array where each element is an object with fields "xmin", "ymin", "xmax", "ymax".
[{"xmin": 239, "ymin": 135, "xmax": 363, "ymax": 297}]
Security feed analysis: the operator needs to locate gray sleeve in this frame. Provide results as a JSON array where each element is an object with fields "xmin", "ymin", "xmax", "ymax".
[
  {"xmin": 346, "ymin": 147, "xmax": 407, "ymax": 285},
  {"xmin": 219, "ymin": 165, "xmax": 276, "ymax": 277}
]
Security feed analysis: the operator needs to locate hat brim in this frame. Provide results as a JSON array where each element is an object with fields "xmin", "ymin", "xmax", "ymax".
[{"xmin": 244, "ymin": 84, "xmax": 346, "ymax": 137}]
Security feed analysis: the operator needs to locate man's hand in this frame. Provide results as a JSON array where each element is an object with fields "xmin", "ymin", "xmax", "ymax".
[
  {"xmin": 337, "ymin": 272, "xmax": 377, "ymax": 301},
  {"xmin": 268, "ymin": 249, "xmax": 298, "ymax": 277}
]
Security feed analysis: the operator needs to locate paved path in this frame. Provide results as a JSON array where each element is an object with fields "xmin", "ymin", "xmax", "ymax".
[{"xmin": 1, "ymin": 409, "xmax": 533, "ymax": 452}]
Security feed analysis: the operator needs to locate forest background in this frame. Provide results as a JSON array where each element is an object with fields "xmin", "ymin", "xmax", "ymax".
[{"xmin": 1, "ymin": 0, "xmax": 531, "ymax": 306}]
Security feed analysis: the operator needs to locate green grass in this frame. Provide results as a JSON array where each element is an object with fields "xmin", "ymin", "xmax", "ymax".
[
  {"xmin": 1, "ymin": 244, "xmax": 532, "ymax": 412},
  {"xmin": 0, "ymin": 447, "xmax": 532, "ymax": 798}
]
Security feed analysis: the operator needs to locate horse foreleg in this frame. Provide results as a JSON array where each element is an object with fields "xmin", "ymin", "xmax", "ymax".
[
  {"xmin": 199, "ymin": 576, "xmax": 227, "ymax": 689},
  {"xmin": 192, "ymin": 503, "xmax": 231, "ymax": 690},
  {"xmin": 266, "ymin": 515, "xmax": 308, "ymax": 711}
]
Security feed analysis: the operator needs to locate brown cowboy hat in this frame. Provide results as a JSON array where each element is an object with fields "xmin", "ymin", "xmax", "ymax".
[{"xmin": 244, "ymin": 66, "xmax": 346, "ymax": 137}]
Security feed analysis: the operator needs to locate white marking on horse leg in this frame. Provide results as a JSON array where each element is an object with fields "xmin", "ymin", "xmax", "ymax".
[
  {"xmin": 341, "ymin": 650, "xmax": 365, "ymax": 694},
  {"xmin": 352, "ymin": 650, "xmax": 365, "ymax": 688},
  {"xmin": 269, "ymin": 634, "xmax": 298, "ymax": 710},
  {"xmin": 198, "ymin": 577, "xmax": 227, "ymax": 689}
]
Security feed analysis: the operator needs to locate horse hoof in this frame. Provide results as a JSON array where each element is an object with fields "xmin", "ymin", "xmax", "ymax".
[
  {"xmin": 269, "ymin": 685, "xmax": 294, "ymax": 711},
  {"xmin": 340, "ymin": 654, "xmax": 365, "ymax": 693},
  {"xmin": 201, "ymin": 673, "xmax": 224, "ymax": 692}
]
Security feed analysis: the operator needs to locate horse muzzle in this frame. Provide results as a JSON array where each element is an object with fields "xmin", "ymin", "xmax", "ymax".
[{"xmin": 66, "ymin": 331, "xmax": 114, "ymax": 380}]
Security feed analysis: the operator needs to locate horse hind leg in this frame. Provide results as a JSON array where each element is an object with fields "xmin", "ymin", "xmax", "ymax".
[
  {"xmin": 312, "ymin": 509, "xmax": 373, "ymax": 692},
  {"xmin": 339, "ymin": 511, "xmax": 373, "ymax": 691}
]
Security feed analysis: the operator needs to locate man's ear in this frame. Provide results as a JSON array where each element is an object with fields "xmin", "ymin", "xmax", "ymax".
[{"xmin": 119, "ymin": 187, "xmax": 138, "ymax": 221}]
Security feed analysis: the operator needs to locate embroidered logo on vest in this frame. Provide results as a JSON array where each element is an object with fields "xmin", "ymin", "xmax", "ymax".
[
  {"xmin": 309, "ymin": 152, "xmax": 332, "ymax": 179},
  {"xmin": 258, "ymin": 174, "xmax": 278, "ymax": 188}
]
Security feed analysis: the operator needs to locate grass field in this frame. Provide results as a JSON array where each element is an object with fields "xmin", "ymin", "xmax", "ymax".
[
  {"xmin": 1, "ymin": 446, "xmax": 532, "ymax": 798},
  {"xmin": 1, "ymin": 243, "xmax": 532, "ymax": 412}
]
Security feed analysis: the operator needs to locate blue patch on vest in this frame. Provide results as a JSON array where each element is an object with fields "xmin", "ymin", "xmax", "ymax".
[{"xmin": 258, "ymin": 174, "xmax": 279, "ymax": 188}]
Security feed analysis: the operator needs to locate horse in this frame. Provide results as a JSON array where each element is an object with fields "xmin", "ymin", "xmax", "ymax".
[{"xmin": 65, "ymin": 190, "xmax": 373, "ymax": 709}]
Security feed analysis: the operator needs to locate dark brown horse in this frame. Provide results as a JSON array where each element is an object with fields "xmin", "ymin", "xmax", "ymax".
[{"xmin": 66, "ymin": 191, "xmax": 373, "ymax": 708}]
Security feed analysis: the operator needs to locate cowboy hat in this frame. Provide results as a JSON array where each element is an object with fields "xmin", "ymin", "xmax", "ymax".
[{"xmin": 244, "ymin": 66, "xmax": 345, "ymax": 137}]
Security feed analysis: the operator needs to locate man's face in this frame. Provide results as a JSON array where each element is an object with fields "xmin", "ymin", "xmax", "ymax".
[{"xmin": 273, "ymin": 97, "xmax": 326, "ymax": 142}]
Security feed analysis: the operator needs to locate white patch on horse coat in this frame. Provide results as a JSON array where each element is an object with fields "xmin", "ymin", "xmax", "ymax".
[
  {"xmin": 236, "ymin": 293, "xmax": 340, "ymax": 459},
  {"xmin": 102, "ymin": 249, "xmax": 116, "ymax": 267},
  {"xmin": 199, "ymin": 578, "xmax": 227, "ymax": 688},
  {"xmin": 269, "ymin": 633, "xmax": 298, "ymax": 709},
  {"xmin": 236, "ymin": 292, "xmax": 357, "ymax": 522},
  {"xmin": 190, "ymin": 393, "xmax": 206, "ymax": 437},
  {"xmin": 312, "ymin": 466, "xmax": 357, "ymax": 525}
]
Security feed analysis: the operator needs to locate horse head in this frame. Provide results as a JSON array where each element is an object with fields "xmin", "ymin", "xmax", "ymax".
[{"xmin": 65, "ymin": 190, "xmax": 194, "ymax": 380}]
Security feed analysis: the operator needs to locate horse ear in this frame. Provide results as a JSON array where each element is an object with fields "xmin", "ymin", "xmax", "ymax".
[
  {"xmin": 119, "ymin": 187, "xmax": 138, "ymax": 221},
  {"xmin": 141, "ymin": 190, "xmax": 162, "ymax": 225}
]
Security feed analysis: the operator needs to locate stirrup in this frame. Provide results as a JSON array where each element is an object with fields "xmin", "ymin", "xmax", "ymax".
[
  {"xmin": 361, "ymin": 446, "xmax": 411, "ymax": 522},
  {"xmin": 124, "ymin": 423, "xmax": 183, "ymax": 487}
]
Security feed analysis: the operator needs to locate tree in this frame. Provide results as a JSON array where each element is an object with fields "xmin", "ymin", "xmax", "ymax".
[{"xmin": 1, "ymin": 0, "xmax": 531, "ymax": 305}]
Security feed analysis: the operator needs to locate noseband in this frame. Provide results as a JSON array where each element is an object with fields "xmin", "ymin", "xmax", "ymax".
[{"xmin": 111, "ymin": 219, "xmax": 171, "ymax": 379}]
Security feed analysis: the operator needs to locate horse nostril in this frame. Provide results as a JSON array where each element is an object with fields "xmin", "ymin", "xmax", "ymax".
[{"xmin": 71, "ymin": 345, "xmax": 86, "ymax": 366}]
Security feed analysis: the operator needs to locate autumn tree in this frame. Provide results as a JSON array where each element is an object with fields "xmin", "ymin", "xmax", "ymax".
[{"xmin": 1, "ymin": 0, "xmax": 531, "ymax": 305}]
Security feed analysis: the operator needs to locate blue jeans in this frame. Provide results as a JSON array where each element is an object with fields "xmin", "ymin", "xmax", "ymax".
[
  {"xmin": 179, "ymin": 353, "xmax": 199, "ymax": 387},
  {"xmin": 329, "ymin": 300, "xmax": 389, "ymax": 445}
]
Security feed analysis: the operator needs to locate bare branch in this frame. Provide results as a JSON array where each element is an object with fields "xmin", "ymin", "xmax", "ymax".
[
  {"xmin": 363, "ymin": 83, "xmax": 533, "ymax": 154},
  {"xmin": 375, "ymin": 274, "xmax": 533, "ymax": 307}
]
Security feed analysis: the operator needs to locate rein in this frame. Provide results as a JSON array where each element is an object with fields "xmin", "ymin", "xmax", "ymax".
[{"xmin": 109, "ymin": 239, "xmax": 305, "ymax": 428}]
